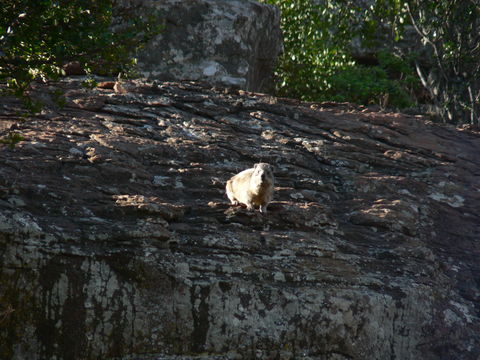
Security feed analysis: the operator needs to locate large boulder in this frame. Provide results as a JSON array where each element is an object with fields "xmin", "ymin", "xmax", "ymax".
[
  {"xmin": 0, "ymin": 78, "xmax": 479, "ymax": 359},
  {"xmin": 131, "ymin": 0, "xmax": 282, "ymax": 93}
]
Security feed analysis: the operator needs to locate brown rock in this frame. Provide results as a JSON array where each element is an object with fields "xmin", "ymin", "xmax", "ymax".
[{"xmin": 0, "ymin": 78, "xmax": 479, "ymax": 360}]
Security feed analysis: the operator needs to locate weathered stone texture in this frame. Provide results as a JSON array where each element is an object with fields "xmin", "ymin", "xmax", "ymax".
[
  {"xmin": 131, "ymin": 0, "xmax": 282, "ymax": 93},
  {"xmin": 0, "ymin": 79, "xmax": 479, "ymax": 359}
]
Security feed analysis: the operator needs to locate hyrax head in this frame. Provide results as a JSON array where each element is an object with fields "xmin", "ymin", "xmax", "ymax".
[{"xmin": 252, "ymin": 163, "xmax": 274, "ymax": 183}]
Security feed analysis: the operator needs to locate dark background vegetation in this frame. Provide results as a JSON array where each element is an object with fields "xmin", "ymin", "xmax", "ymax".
[
  {"xmin": 262, "ymin": 0, "xmax": 480, "ymax": 125},
  {"xmin": 0, "ymin": 0, "xmax": 161, "ymax": 109}
]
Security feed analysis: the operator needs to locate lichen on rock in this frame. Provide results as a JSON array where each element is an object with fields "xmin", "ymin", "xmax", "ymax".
[
  {"xmin": 131, "ymin": 0, "xmax": 282, "ymax": 93},
  {"xmin": 0, "ymin": 78, "xmax": 479, "ymax": 359}
]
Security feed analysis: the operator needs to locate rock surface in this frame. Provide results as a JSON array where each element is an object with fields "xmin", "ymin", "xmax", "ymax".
[
  {"xmin": 130, "ymin": 0, "xmax": 282, "ymax": 93},
  {"xmin": 0, "ymin": 78, "xmax": 479, "ymax": 360}
]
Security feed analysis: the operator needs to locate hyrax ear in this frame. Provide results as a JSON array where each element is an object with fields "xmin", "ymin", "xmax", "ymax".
[{"xmin": 253, "ymin": 163, "xmax": 259, "ymax": 169}]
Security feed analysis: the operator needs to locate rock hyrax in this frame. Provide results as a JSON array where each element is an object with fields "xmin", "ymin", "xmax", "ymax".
[{"xmin": 226, "ymin": 163, "xmax": 274, "ymax": 213}]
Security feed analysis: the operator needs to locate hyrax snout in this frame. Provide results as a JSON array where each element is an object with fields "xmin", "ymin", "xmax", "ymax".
[{"xmin": 226, "ymin": 163, "xmax": 274, "ymax": 214}]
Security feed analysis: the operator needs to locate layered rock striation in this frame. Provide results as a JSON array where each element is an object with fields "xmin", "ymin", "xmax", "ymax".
[{"xmin": 0, "ymin": 79, "xmax": 479, "ymax": 359}]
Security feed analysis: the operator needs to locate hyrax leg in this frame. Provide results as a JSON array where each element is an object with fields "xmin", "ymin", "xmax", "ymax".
[{"xmin": 226, "ymin": 180, "xmax": 239, "ymax": 205}]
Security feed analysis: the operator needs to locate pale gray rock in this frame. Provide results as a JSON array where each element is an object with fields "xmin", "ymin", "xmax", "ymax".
[{"xmin": 132, "ymin": 0, "xmax": 282, "ymax": 92}]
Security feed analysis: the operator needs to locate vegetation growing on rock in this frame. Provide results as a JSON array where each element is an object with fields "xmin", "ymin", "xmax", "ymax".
[
  {"xmin": 0, "ymin": 0, "xmax": 162, "ymax": 110},
  {"xmin": 262, "ymin": 0, "xmax": 480, "ymax": 124}
]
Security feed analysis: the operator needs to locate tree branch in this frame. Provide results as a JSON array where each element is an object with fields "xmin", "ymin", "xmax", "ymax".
[{"xmin": 405, "ymin": 2, "xmax": 448, "ymax": 82}]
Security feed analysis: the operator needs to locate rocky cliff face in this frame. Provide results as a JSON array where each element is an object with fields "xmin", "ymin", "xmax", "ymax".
[
  {"xmin": 0, "ymin": 79, "xmax": 479, "ymax": 360},
  {"xmin": 129, "ymin": 0, "xmax": 282, "ymax": 93}
]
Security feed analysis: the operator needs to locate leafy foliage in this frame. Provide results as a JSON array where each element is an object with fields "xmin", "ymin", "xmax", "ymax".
[
  {"xmin": 406, "ymin": 0, "xmax": 480, "ymax": 124},
  {"xmin": 263, "ymin": 0, "xmax": 480, "ymax": 123},
  {"xmin": 325, "ymin": 51, "xmax": 420, "ymax": 108},
  {"xmin": 262, "ymin": 0, "xmax": 415, "ymax": 108},
  {"xmin": 262, "ymin": 0, "xmax": 354, "ymax": 100},
  {"xmin": 0, "ymin": 132, "xmax": 24, "ymax": 150},
  {"xmin": 0, "ymin": 0, "xmax": 162, "ymax": 106},
  {"xmin": 326, "ymin": 68, "xmax": 408, "ymax": 109}
]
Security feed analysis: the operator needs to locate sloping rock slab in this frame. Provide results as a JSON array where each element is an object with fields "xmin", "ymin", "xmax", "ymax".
[{"xmin": 0, "ymin": 79, "xmax": 479, "ymax": 359}]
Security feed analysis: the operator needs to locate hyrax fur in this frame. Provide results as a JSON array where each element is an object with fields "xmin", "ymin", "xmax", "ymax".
[{"xmin": 226, "ymin": 163, "xmax": 274, "ymax": 214}]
